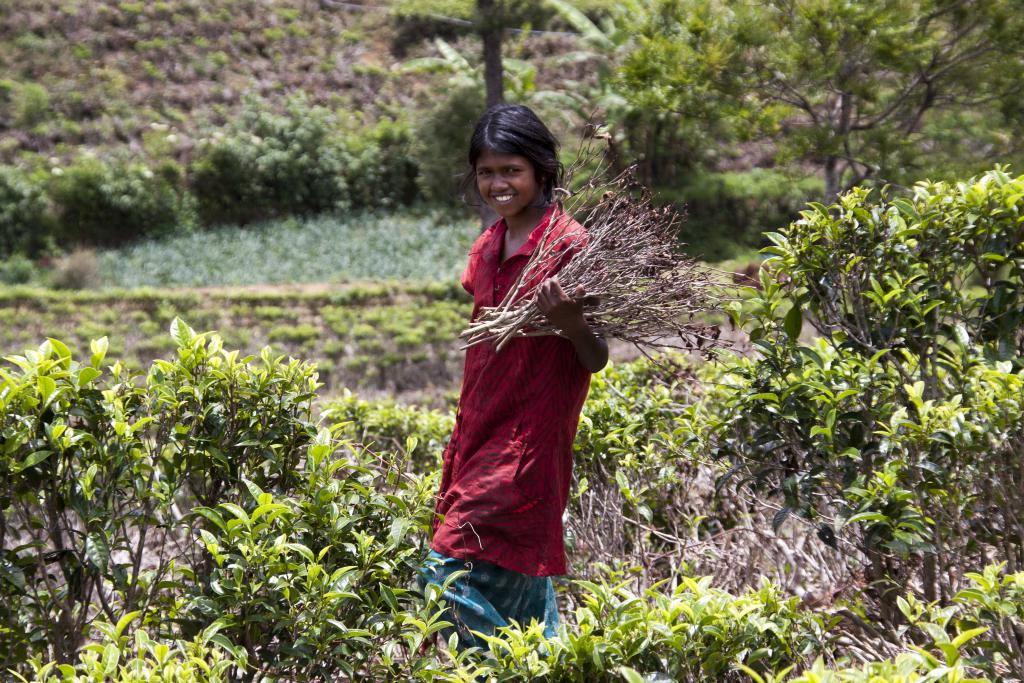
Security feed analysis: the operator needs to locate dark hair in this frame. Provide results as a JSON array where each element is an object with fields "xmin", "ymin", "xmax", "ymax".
[{"xmin": 462, "ymin": 103, "xmax": 563, "ymax": 206}]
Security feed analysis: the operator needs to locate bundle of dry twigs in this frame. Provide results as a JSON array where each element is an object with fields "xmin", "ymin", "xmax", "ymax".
[{"xmin": 460, "ymin": 140, "xmax": 722, "ymax": 353}]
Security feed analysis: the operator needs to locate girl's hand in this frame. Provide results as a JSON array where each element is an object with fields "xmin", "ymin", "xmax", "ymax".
[
  {"xmin": 536, "ymin": 277, "xmax": 608, "ymax": 372},
  {"xmin": 536, "ymin": 278, "xmax": 588, "ymax": 334}
]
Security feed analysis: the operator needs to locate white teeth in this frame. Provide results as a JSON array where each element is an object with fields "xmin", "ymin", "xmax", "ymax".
[{"xmin": 493, "ymin": 194, "xmax": 513, "ymax": 202}]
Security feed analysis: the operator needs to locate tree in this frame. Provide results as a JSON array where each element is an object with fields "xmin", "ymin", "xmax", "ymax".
[
  {"xmin": 478, "ymin": 0, "xmax": 505, "ymax": 107},
  {"xmin": 617, "ymin": 0, "xmax": 1024, "ymax": 200}
]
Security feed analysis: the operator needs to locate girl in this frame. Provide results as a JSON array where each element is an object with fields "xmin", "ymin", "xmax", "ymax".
[{"xmin": 418, "ymin": 104, "xmax": 608, "ymax": 650}]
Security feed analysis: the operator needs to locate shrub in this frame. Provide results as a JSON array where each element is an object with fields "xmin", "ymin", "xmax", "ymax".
[
  {"xmin": 189, "ymin": 98, "xmax": 424, "ymax": 226},
  {"xmin": 50, "ymin": 157, "xmax": 184, "ymax": 246},
  {"xmin": 697, "ymin": 168, "xmax": 1024, "ymax": 637},
  {"xmin": 0, "ymin": 253, "xmax": 38, "ymax": 285},
  {"xmin": 0, "ymin": 321, "xmax": 440, "ymax": 679},
  {"xmin": 467, "ymin": 570, "xmax": 835, "ymax": 682},
  {"xmin": 0, "ymin": 80, "xmax": 50, "ymax": 129},
  {"xmin": 4, "ymin": 320, "xmax": 1022, "ymax": 680},
  {"xmin": 0, "ymin": 165, "xmax": 55, "ymax": 258},
  {"xmin": 50, "ymin": 248, "xmax": 101, "ymax": 289},
  {"xmin": 344, "ymin": 117, "xmax": 422, "ymax": 209},
  {"xmin": 13, "ymin": 625, "xmax": 243, "ymax": 683},
  {"xmin": 324, "ymin": 390, "xmax": 454, "ymax": 470},
  {"xmin": 410, "ymin": 84, "xmax": 484, "ymax": 204},
  {"xmin": 665, "ymin": 169, "xmax": 825, "ymax": 261}
]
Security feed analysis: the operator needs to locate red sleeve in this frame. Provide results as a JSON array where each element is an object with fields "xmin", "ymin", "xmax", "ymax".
[
  {"xmin": 460, "ymin": 254, "xmax": 477, "ymax": 296},
  {"xmin": 461, "ymin": 228, "xmax": 493, "ymax": 296}
]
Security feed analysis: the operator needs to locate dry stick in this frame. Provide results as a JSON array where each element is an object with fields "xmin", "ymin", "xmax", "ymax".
[{"xmin": 461, "ymin": 143, "xmax": 723, "ymax": 353}]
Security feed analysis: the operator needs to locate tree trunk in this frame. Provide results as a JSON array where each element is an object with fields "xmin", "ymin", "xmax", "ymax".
[
  {"xmin": 824, "ymin": 155, "xmax": 840, "ymax": 203},
  {"xmin": 478, "ymin": 0, "xmax": 504, "ymax": 108}
]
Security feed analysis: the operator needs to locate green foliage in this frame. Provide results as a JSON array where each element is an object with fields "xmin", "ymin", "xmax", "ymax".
[
  {"xmin": 747, "ymin": 567, "xmax": 1024, "ymax": 681},
  {"xmin": 410, "ymin": 84, "xmax": 484, "ymax": 204},
  {"xmin": 50, "ymin": 157, "xmax": 186, "ymax": 246},
  {"xmin": 97, "ymin": 208, "xmax": 478, "ymax": 287},
  {"xmin": 467, "ymin": 571, "xmax": 834, "ymax": 682},
  {"xmin": 0, "ymin": 320, "xmax": 446, "ymax": 678},
  {"xmin": 697, "ymin": 169, "xmax": 1024, "ymax": 641},
  {"xmin": 573, "ymin": 358, "xmax": 686, "ymax": 524},
  {"xmin": 0, "ymin": 253, "xmax": 39, "ymax": 285},
  {"xmin": 190, "ymin": 98, "xmax": 421, "ymax": 226},
  {"xmin": 616, "ymin": 0, "xmax": 1024, "ymax": 198},
  {"xmin": 613, "ymin": 0, "xmax": 769, "ymax": 185},
  {"xmin": 0, "ymin": 80, "xmax": 50, "ymax": 130},
  {"xmin": 325, "ymin": 391, "xmax": 455, "ymax": 470},
  {"xmin": 173, "ymin": 433, "xmax": 438, "ymax": 679},
  {"xmin": 0, "ymin": 166, "xmax": 55, "ymax": 258},
  {"xmin": 14, "ymin": 626, "xmax": 242, "ymax": 683},
  {"xmin": 189, "ymin": 98, "xmax": 349, "ymax": 225},
  {"xmin": 3, "ymin": 313, "xmax": 1024, "ymax": 679},
  {"xmin": 666, "ymin": 169, "xmax": 824, "ymax": 260},
  {"xmin": 344, "ymin": 117, "xmax": 422, "ymax": 210}
]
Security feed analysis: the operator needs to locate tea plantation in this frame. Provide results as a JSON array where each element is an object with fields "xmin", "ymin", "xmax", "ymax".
[{"xmin": 3, "ymin": 171, "xmax": 1024, "ymax": 681}]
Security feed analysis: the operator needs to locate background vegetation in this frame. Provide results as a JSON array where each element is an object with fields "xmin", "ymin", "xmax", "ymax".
[{"xmin": 3, "ymin": 0, "xmax": 1024, "ymax": 680}]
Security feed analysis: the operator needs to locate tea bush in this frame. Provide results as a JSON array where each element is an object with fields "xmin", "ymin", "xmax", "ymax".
[
  {"xmin": 692, "ymin": 168, "xmax": 1024, "ymax": 661},
  {"xmin": 4, "ymin": 320, "xmax": 1024, "ymax": 680},
  {"xmin": 13, "ymin": 625, "xmax": 242, "ymax": 683},
  {"xmin": 466, "ymin": 572, "xmax": 835, "ymax": 682},
  {"xmin": 325, "ymin": 390, "xmax": 455, "ymax": 469},
  {"xmin": 0, "ymin": 324, "xmax": 824, "ymax": 681},
  {"xmin": 0, "ymin": 320, "xmax": 440, "ymax": 677}
]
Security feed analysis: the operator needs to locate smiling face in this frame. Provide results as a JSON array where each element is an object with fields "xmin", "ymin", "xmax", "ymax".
[{"xmin": 474, "ymin": 149, "xmax": 545, "ymax": 222}]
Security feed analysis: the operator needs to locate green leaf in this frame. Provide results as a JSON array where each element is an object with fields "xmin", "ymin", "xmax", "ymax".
[
  {"xmin": 252, "ymin": 503, "xmax": 288, "ymax": 523},
  {"xmin": 242, "ymin": 478, "xmax": 266, "ymax": 503},
  {"xmin": 845, "ymin": 511, "xmax": 888, "ymax": 526},
  {"xmin": 46, "ymin": 338, "xmax": 71, "ymax": 364},
  {"xmin": 77, "ymin": 366, "xmax": 102, "ymax": 388},
  {"xmin": 219, "ymin": 503, "xmax": 251, "ymax": 527},
  {"xmin": 17, "ymin": 450, "xmax": 53, "ymax": 472},
  {"xmin": 783, "ymin": 302, "xmax": 802, "ymax": 340},
  {"xmin": 286, "ymin": 543, "xmax": 315, "ymax": 563},
  {"xmin": 169, "ymin": 317, "xmax": 195, "ymax": 348},
  {"xmin": 103, "ymin": 642, "xmax": 120, "ymax": 675},
  {"xmin": 90, "ymin": 336, "xmax": 108, "ymax": 368},
  {"xmin": 734, "ymin": 663, "xmax": 767, "ymax": 683},
  {"xmin": 85, "ymin": 533, "xmax": 111, "ymax": 571},
  {"xmin": 192, "ymin": 507, "xmax": 227, "ymax": 533},
  {"xmin": 114, "ymin": 611, "xmax": 141, "ymax": 640},
  {"xmin": 37, "ymin": 375, "xmax": 57, "ymax": 406},
  {"xmin": 618, "ymin": 666, "xmax": 645, "ymax": 683},
  {"xmin": 950, "ymin": 626, "xmax": 988, "ymax": 649}
]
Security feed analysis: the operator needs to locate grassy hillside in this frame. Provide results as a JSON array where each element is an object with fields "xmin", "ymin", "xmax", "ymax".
[
  {"xmin": 1, "ymin": 0, "xmax": 397, "ymax": 163},
  {"xmin": 0, "ymin": 0, "xmax": 594, "ymax": 165}
]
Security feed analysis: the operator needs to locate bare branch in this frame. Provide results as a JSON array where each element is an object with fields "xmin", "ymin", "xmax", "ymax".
[{"xmin": 460, "ymin": 140, "xmax": 724, "ymax": 354}]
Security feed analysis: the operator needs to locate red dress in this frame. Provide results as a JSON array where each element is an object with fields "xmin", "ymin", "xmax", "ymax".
[{"xmin": 431, "ymin": 205, "xmax": 591, "ymax": 576}]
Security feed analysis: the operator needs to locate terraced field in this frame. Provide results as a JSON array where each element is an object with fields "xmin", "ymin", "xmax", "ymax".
[{"xmin": 0, "ymin": 281, "xmax": 472, "ymax": 402}]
